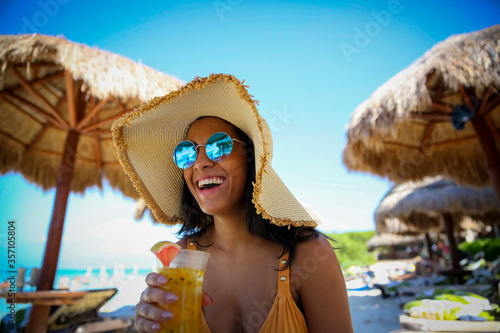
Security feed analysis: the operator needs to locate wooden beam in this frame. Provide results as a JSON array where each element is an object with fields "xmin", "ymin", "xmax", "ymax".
[
  {"xmin": 425, "ymin": 233, "xmax": 433, "ymax": 261},
  {"xmin": 111, "ymin": 95, "xmax": 127, "ymax": 112},
  {"xmin": 80, "ymin": 110, "xmax": 129, "ymax": 132},
  {"xmin": 55, "ymin": 92, "xmax": 67, "ymax": 113},
  {"xmin": 15, "ymin": 63, "xmax": 60, "ymax": 70},
  {"xmin": 484, "ymin": 114, "xmax": 500, "ymax": 140},
  {"xmin": 5, "ymin": 93, "xmax": 65, "ymax": 129},
  {"xmin": 420, "ymin": 122, "xmax": 435, "ymax": 153},
  {"xmin": 431, "ymin": 102, "xmax": 453, "ymax": 113},
  {"xmin": 483, "ymin": 95, "xmax": 500, "ymax": 116},
  {"xmin": 443, "ymin": 213, "xmax": 460, "ymax": 272},
  {"xmin": 40, "ymin": 82, "xmax": 61, "ymax": 100},
  {"xmin": 0, "ymin": 71, "xmax": 64, "ymax": 97},
  {"xmin": 471, "ymin": 114, "xmax": 500, "ymax": 200},
  {"xmin": 0, "ymin": 127, "xmax": 27, "ymax": 147},
  {"xmin": 386, "ymin": 134, "xmax": 479, "ymax": 151},
  {"xmin": 76, "ymin": 97, "xmax": 109, "ymax": 130},
  {"xmin": 411, "ymin": 111, "xmax": 452, "ymax": 122},
  {"xmin": 26, "ymin": 123, "xmax": 50, "ymax": 155},
  {"xmin": 2, "ymin": 96, "xmax": 43, "ymax": 124},
  {"xmin": 27, "ymin": 129, "xmax": 80, "ymax": 332},
  {"xmin": 459, "ymin": 84, "xmax": 475, "ymax": 110},
  {"xmin": 64, "ymin": 70, "xmax": 77, "ymax": 129},
  {"xmin": 477, "ymin": 85, "xmax": 494, "ymax": 115},
  {"xmin": 382, "ymin": 141, "xmax": 420, "ymax": 150},
  {"xmin": 94, "ymin": 135, "xmax": 102, "ymax": 169},
  {"xmin": 11, "ymin": 67, "xmax": 69, "ymax": 129},
  {"xmin": 435, "ymin": 77, "xmax": 445, "ymax": 101},
  {"xmin": 427, "ymin": 135, "xmax": 477, "ymax": 148}
]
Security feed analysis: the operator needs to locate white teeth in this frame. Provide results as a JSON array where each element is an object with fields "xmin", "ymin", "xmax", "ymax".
[{"xmin": 198, "ymin": 177, "xmax": 225, "ymax": 188}]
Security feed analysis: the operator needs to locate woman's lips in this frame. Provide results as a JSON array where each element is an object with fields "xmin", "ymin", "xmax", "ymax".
[{"xmin": 196, "ymin": 176, "xmax": 226, "ymax": 195}]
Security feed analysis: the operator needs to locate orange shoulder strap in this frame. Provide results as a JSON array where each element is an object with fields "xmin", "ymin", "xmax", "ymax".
[{"xmin": 278, "ymin": 251, "xmax": 291, "ymax": 294}]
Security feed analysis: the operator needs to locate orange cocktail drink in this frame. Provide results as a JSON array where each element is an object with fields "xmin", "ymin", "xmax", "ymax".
[{"xmin": 156, "ymin": 249, "xmax": 209, "ymax": 333}]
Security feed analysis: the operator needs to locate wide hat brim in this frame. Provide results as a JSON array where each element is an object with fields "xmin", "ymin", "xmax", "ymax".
[{"xmin": 112, "ymin": 74, "xmax": 316, "ymax": 228}]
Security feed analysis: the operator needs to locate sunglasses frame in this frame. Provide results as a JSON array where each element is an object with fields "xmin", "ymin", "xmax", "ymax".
[{"xmin": 173, "ymin": 132, "xmax": 246, "ymax": 169}]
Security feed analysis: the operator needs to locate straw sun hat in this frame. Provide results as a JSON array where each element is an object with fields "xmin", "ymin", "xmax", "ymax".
[{"xmin": 112, "ymin": 73, "xmax": 316, "ymax": 228}]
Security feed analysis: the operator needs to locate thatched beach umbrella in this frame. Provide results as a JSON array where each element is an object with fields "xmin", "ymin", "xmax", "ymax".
[
  {"xmin": 366, "ymin": 233, "xmax": 424, "ymax": 251},
  {"xmin": 0, "ymin": 34, "xmax": 182, "ymax": 330},
  {"xmin": 374, "ymin": 216, "xmax": 436, "ymax": 261},
  {"xmin": 375, "ymin": 176, "xmax": 500, "ymax": 271},
  {"xmin": 343, "ymin": 25, "xmax": 500, "ymax": 198}
]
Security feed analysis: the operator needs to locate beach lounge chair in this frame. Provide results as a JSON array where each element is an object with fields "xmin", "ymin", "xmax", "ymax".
[
  {"xmin": 0, "ymin": 288, "xmax": 132, "ymax": 332},
  {"xmin": 46, "ymin": 288, "xmax": 132, "ymax": 332}
]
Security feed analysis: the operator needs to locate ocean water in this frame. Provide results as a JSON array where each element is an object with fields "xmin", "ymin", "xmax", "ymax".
[{"xmin": 0, "ymin": 265, "xmax": 153, "ymax": 321}]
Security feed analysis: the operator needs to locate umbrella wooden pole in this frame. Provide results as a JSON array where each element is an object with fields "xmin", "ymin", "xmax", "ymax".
[
  {"xmin": 425, "ymin": 233, "xmax": 433, "ymax": 261},
  {"xmin": 26, "ymin": 129, "xmax": 80, "ymax": 333},
  {"xmin": 471, "ymin": 114, "xmax": 500, "ymax": 200},
  {"xmin": 443, "ymin": 213, "xmax": 460, "ymax": 272}
]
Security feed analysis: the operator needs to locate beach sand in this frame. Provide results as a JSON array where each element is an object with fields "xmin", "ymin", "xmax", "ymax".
[
  {"xmin": 348, "ymin": 289, "xmax": 402, "ymax": 333},
  {"xmin": 347, "ymin": 279, "xmax": 402, "ymax": 333}
]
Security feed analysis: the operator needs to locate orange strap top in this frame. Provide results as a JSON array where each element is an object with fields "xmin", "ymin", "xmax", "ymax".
[{"xmin": 187, "ymin": 241, "xmax": 308, "ymax": 333}]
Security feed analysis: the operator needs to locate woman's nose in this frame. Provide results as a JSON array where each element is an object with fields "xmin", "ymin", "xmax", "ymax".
[{"xmin": 193, "ymin": 147, "xmax": 215, "ymax": 170}]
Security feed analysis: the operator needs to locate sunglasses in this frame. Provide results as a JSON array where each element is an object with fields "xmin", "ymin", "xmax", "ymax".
[{"xmin": 173, "ymin": 132, "xmax": 246, "ymax": 169}]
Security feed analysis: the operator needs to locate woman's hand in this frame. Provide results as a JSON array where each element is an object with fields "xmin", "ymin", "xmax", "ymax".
[{"xmin": 135, "ymin": 272, "xmax": 214, "ymax": 332}]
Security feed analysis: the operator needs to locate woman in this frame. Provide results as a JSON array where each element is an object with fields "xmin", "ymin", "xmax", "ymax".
[{"xmin": 112, "ymin": 74, "xmax": 353, "ymax": 332}]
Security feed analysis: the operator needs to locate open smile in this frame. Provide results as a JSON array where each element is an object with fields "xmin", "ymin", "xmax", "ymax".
[{"xmin": 196, "ymin": 176, "xmax": 226, "ymax": 194}]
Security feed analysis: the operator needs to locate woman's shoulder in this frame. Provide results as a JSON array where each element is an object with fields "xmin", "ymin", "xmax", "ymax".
[{"xmin": 293, "ymin": 231, "xmax": 337, "ymax": 266}]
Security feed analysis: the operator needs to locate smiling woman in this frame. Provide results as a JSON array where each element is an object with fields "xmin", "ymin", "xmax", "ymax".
[{"xmin": 112, "ymin": 73, "xmax": 353, "ymax": 333}]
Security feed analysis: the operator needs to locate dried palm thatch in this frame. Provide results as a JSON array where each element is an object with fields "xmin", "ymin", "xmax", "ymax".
[
  {"xmin": 0, "ymin": 34, "xmax": 183, "ymax": 197},
  {"xmin": 367, "ymin": 233, "xmax": 424, "ymax": 250},
  {"xmin": 375, "ymin": 176, "xmax": 499, "ymax": 233},
  {"xmin": 375, "ymin": 216, "xmax": 423, "ymax": 236},
  {"xmin": 343, "ymin": 25, "xmax": 500, "ymax": 194},
  {"xmin": 374, "ymin": 176, "xmax": 499, "ymax": 270},
  {"xmin": 0, "ymin": 34, "xmax": 183, "ymax": 331}
]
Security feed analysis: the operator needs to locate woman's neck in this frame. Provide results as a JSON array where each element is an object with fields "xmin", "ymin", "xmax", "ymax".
[{"xmin": 206, "ymin": 208, "xmax": 258, "ymax": 252}]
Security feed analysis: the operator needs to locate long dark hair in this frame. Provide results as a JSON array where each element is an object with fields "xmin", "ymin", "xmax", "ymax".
[{"xmin": 177, "ymin": 122, "xmax": 321, "ymax": 269}]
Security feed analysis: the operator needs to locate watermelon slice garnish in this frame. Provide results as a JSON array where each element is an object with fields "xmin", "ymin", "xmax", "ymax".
[{"xmin": 150, "ymin": 241, "xmax": 181, "ymax": 267}]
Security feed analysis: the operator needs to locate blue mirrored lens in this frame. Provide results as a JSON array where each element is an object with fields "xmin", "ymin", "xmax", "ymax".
[
  {"xmin": 173, "ymin": 141, "xmax": 196, "ymax": 169},
  {"xmin": 206, "ymin": 132, "xmax": 233, "ymax": 162}
]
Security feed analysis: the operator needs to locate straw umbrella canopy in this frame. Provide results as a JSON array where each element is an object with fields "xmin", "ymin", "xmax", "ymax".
[
  {"xmin": 375, "ymin": 176, "xmax": 500, "ymax": 271},
  {"xmin": 366, "ymin": 233, "xmax": 424, "ymax": 251},
  {"xmin": 0, "ymin": 34, "xmax": 183, "ymax": 330},
  {"xmin": 343, "ymin": 25, "xmax": 500, "ymax": 199}
]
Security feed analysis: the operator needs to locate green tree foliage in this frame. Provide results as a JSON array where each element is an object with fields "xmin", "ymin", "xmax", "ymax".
[
  {"xmin": 327, "ymin": 230, "xmax": 376, "ymax": 270},
  {"xmin": 458, "ymin": 238, "xmax": 500, "ymax": 261}
]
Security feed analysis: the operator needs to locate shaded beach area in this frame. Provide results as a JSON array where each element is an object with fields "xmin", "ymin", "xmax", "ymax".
[{"xmin": 347, "ymin": 279, "xmax": 401, "ymax": 333}]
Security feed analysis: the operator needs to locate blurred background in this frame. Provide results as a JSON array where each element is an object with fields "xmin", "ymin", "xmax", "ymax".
[{"xmin": 0, "ymin": 1, "xmax": 499, "ymax": 328}]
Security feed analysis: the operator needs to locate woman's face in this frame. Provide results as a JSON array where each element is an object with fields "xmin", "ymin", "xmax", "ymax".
[{"xmin": 183, "ymin": 117, "xmax": 249, "ymax": 217}]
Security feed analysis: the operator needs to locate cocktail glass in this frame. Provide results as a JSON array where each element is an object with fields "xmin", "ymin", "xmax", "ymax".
[{"xmin": 157, "ymin": 249, "xmax": 210, "ymax": 333}]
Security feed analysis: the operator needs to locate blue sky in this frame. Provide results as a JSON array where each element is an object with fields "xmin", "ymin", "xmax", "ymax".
[{"xmin": 0, "ymin": 0, "xmax": 499, "ymax": 269}]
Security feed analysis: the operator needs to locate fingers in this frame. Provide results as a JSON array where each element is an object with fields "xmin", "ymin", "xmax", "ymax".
[
  {"xmin": 202, "ymin": 290, "xmax": 214, "ymax": 307},
  {"xmin": 141, "ymin": 286, "xmax": 178, "ymax": 304},
  {"xmin": 145, "ymin": 272, "xmax": 167, "ymax": 287},
  {"xmin": 142, "ymin": 273, "xmax": 178, "ymax": 304},
  {"xmin": 135, "ymin": 315, "xmax": 161, "ymax": 332},
  {"xmin": 135, "ymin": 301, "xmax": 174, "ymax": 332},
  {"xmin": 135, "ymin": 272, "xmax": 179, "ymax": 332}
]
